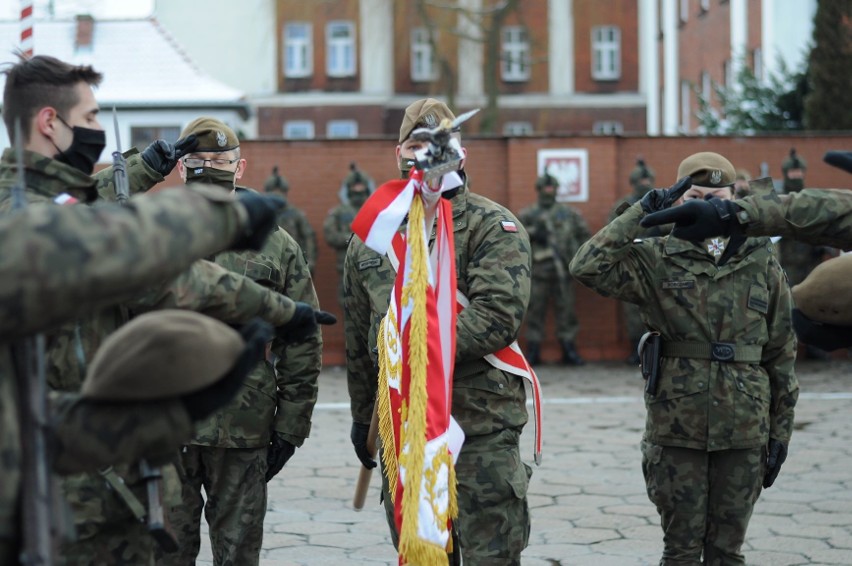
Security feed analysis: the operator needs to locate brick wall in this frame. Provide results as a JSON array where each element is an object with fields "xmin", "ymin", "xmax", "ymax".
[{"xmin": 161, "ymin": 133, "xmax": 852, "ymax": 366}]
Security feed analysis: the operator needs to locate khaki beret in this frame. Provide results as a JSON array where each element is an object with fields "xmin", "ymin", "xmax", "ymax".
[
  {"xmin": 180, "ymin": 117, "xmax": 239, "ymax": 152},
  {"xmin": 81, "ymin": 310, "xmax": 245, "ymax": 401},
  {"xmin": 677, "ymin": 152, "xmax": 736, "ymax": 188},
  {"xmin": 792, "ymin": 254, "xmax": 852, "ymax": 326},
  {"xmin": 399, "ymin": 98, "xmax": 456, "ymax": 143}
]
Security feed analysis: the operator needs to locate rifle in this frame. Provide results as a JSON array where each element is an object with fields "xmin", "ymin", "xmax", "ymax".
[
  {"xmin": 10, "ymin": 119, "xmax": 60, "ymax": 565},
  {"xmin": 111, "ymin": 107, "xmax": 130, "ymax": 205}
]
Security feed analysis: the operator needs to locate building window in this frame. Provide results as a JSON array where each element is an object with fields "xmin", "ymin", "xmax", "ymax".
[
  {"xmin": 503, "ymin": 121, "xmax": 533, "ymax": 136},
  {"xmin": 284, "ymin": 23, "xmax": 312, "ymax": 78},
  {"xmin": 680, "ymin": 0, "xmax": 689, "ymax": 23},
  {"xmin": 501, "ymin": 26, "xmax": 530, "ymax": 82},
  {"xmin": 701, "ymin": 71, "xmax": 712, "ymax": 101},
  {"xmin": 591, "ymin": 26, "xmax": 620, "ymax": 80},
  {"xmin": 284, "ymin": 120, "xmax": 315, "ymax": 140},
  {"xmin": 592, "ymin": 121, "xmax": 623, "ymax": 135},
  {"xmin": 326, "ymin": 120, "xmax": 358, "ymax": 138},
  {"xmin": 411, "ymin": 27, "xmax": 438, "ymax": 82},
  {"xmin": 723, "ymin": 58, "xmax": 733, "ymax": 87},
  {"xmin": 326, "ymin": 21, "xmax": 355, "ymax": 77},
  {"xmin": 753, "ymin": 47, "xmax": 763, "ymax": 82},
  {"xmin": 680, "ymin": 80, "xmax": 691, "ymax": 132},
  {"xmin": 130, "ymin": 125, "xmax": 181, "ymax": 152}
]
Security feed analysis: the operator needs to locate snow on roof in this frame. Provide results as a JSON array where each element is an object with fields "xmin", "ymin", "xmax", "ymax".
[{"xmin": 0, "ymin": 18, "xmax": 247, "ymax": 109}]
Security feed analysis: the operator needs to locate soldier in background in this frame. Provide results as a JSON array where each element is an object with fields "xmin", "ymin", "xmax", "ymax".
[
  {"xmin": 571, "ymin": 152, "xmax": 797, "ymax": 565},
  {"xmin": 0, "ymin": 180, "xmax": 286, "ymax": 564},
  {"xmin": 264, "ymin": 165, "xmax": 318, "ymax": 274},
  {"xmin": 734, "ymin": 169, "xmax": 752, "ymax": 199},
  {"xmin": 346, "ymin": 98, "xmax": 533, "ymax": 564},
  {"xmin": 609, "ymin": 159, "xmax": 662, "ymax": 364},
  {"xmin": 518, "ymin": 173, "xmax": 589, "ymax": 366},
  {"xmin": 324, "ymin": 163, "xmax": 371, "ymax": 308},
  {"xmin": 776, "ymin": 149, "xmax": 830, "ymax": 360},
  {"xmin": 161, "ymin": 118, "xmax": 326, "ymax": 566}
]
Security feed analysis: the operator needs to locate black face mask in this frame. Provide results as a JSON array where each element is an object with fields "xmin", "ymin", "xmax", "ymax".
[{"xmin": 53, "ymin": 116, "xmax": 106, "ymax": 175}]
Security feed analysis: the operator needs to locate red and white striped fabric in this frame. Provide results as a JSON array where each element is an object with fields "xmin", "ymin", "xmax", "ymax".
[{"xmin": 20, "ymin": 1, "xmax": 34, "ymax": 57}]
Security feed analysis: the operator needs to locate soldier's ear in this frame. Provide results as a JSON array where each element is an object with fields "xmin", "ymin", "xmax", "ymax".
[
  {"xmin": 234, "ymin": 158, "xmax": 247, "ymax": 180},
  {"xmin": 459, "ymin": 146, "xmax": 468, "ymax": 170},
  {"xmin": 35, "ymin": 106, "xmax": 60, "ymax": 141}
]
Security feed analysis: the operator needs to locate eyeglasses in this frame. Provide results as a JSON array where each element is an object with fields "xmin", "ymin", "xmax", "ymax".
[{"xmin": 183, "ymin": 157, "xmax": 239, "ymax": 168}]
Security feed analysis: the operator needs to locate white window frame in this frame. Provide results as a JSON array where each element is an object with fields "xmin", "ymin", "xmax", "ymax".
[
  {"xmin": 411, "ymin": 27, "xmax": 438, "ymax": 82},
  {"xmin": 591, "ymin": 26, "xmax": 621, "ymax": 81},
  {"xmin": 503, "ymin": 121, "xmax": 533, "ymax": 136},
  {"xmin": 501, "ymin": 26, "xmax": 530, "ymax": 82},
  {"xmin": 592, "ymin": 121, "xmax": 624, "ymax": 135},
  {"xmin": 724, "ymin": 58, "xmax": 733, "ymax": 87},
  {"xmin": 701, "ymin": 71, "xmax": 712, "ymax": 101},
  {"xmin": 326, "ymin": 120, "xmax": 358, "ymax": 139},
  {"xmin": 680, "ymin": 80, "xmax": 691, "ymax": 132},
  {"xmin": 326, "ymin": 21, "xmax": 356, "ymax": 77},
  {"xmin": 680, "ymin": 0, "xmax": 690, "ymax": 23},
  {"xmin": 284, "ymin": 22, "xmax": 312, "ymax": 78},
  {"xmin": 753, "ymin": 47, "xmax": 763, "ymax": 82},
  {"xmin": 284, "ymin": 120, "xmax": 315, "ymax": 140}
]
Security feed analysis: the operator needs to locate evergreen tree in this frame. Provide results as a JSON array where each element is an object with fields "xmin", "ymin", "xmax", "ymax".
[{"xmin": 804, "ymin": 0, "xmax": 852, "ymax": 130}]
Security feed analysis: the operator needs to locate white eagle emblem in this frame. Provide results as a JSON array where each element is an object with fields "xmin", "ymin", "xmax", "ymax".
[
  {"xmin": 423, "ymin": 113, "xmax": 437, "ymax": 127},
  {"xmin": 710, "ymin": 169, "xmax": 722, "ymax": 185},
  {"xmin": 216, "ymin": 131, "xmax": 227, "ymax": 147}
]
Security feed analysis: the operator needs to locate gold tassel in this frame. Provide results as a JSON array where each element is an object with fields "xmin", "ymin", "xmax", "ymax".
[{"xmin": 377, "ymin": 316, "xmax": 398, "ymax": 500}]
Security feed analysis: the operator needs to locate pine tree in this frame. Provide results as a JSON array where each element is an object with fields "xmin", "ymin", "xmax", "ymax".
[{"xmin": 804, "ymin": 0, "xmax": 852, "ymax": 130}]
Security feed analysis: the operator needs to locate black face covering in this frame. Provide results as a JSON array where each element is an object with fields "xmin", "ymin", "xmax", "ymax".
[{"xmin": 53, "ymin": 116, "xmax": 106, "ymax": 175}]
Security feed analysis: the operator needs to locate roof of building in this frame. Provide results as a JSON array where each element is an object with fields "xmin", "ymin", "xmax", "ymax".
[{"xmin": 0, "ymin": 17, "xmax": 247, "ymax": 110}]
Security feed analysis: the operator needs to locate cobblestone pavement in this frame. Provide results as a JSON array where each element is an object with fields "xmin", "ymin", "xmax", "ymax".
[{"xmin": 196, "ymin": 359, "xmax": 852, "ymax": 565}]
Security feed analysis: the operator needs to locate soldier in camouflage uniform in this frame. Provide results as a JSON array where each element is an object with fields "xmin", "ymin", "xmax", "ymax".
[
  {"xmin": 264, "ymin": 165, "xmax": 318, "ymax": 274},
  {"xmin": 571, "ymin": 152, "xmax": 798, "ymax": 565},
  {"xmin": 0, "ymin": 180, "xmax": 286, "ymax": 564},
  {"xmin": 324, "ymin": 163, "xmax": 371, "ymax": 308},
  {"xmin": 158, "ymin": 118, "xmax": 324, "ymax": 566},
  {"xmin": 0, "ymin": 55, "xmax": 320, "ymax": 565},
  {"xmin": 345, "ymin": 98, "xmax": 533, "ymax": 566},
  {"xmin": 609, "ymin": 159, "xmax": 663, "ymax": 364},
  {"xmin": 518, "ymin": 173, "xmax": 589, "ymax": 365}
]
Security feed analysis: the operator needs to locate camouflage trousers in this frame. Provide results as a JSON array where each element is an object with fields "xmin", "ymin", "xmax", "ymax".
[
  {"xmin": 61, "ymin": 522, "xmax": 154, "ymax": 566},
  {"xmin": 380, "ymin": 428, "xmax": 532, "ymax": 566},
  {"xmin": 641, "ymin": 441, "xmax": 765, "ymax": 565},
  {"xmin": 525, "ymin": 262, "xmax": 578, "ymax": 343},
  {"xmin": 155, "ymin": 445, "xmax": 267, "ymax": 566}
]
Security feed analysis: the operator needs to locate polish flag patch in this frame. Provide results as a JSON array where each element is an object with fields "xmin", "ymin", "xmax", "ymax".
[
  {"xmin": 54, "ymin": 193, "xmax": 79, "ymax": 205},
  {"xmin": 500, "ymin": 220, "xmax": 518, "ymax": 232}
]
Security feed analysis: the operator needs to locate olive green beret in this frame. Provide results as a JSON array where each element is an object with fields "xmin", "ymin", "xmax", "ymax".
[
  {"xmin": 399, "ymin": 98, "xmax": 456, "ymax": 143},
  {"xmin": 343, "ymin": 163, "xmax": 370, "ymax": 190},
  {"xmin": 535, "ymin": 174, "xmax": 558, "ymax": 191},
  {"xmin": 264, "ymin": 167, "xmax": 290, "ymax": 193},
  {"xmin": 81, "ymin": 310, "xmax": 245, "ymax": 401},
  {"xmin": 629, "ymin": 160, "xmax": 655, "ymax": 186},
  {"xmin": 677, "ymin": 152, "xmax": 736, "ymax": 187},
  {"xmin": 180, "ymin": 117, "xmax": 239, "ymax": 152},
  {"xmin": 792, "ymin": 254, "xmax": 852, "ymax": 326}
]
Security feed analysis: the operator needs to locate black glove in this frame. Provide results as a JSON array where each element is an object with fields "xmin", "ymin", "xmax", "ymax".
[
  {"xmin": 180, "ymin": 318, "xmax": 273, "ymax": 421},
  {"xmin": 824, "ymin": 150, "xmax": 852, "ymax": 175},
  {"xmin": 639, "ymin": 176, "xmax": 693, "ymax": 214},
  {"xmin": 792, "ymin": 308, "xmax": 852, "ymax": 352},
  {"xmin": 351, "ymin": 421, "xmax": 376, "ymax": 469},
  {"xmin": 641, "ymin": 195, "xmax": 742, "ymax": 241},
  {"xmin": 141, "ymin": 135, "xmax": 199, "ymax": 176},
  {"xmin": 277, "ymin": 302, "xmax": 337, "ymax": 344},
  {"xmin": 232, "ymin": 192, "xmax": 286, "ymax": 251},
  {"xmin": 265, "ymin": 432, "xmax": 296, "ymax": 482},
  {"xmin": 763, "ymin": 438, "xmax": 788, "ymax": 488}
]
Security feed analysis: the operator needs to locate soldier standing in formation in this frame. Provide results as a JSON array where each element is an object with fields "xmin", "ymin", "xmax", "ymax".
[
  {"xmin": 345, "ymin": 98, "xmax": 533, "ymax": 565},
  {"xmin": 324, "ymin": 163, "xmax": 371, "ymax": 308},
  {"xmin": 0, "ymin": 55, "xmax": 327, "ymax": 565},
  {"xmin": 609, "ymin": 159, "xmax": 663, "ymax": 364},
  {"xmin": 518, "ymin": 173, "xmax": 589, "ymax": 366},
  {"xmin": 160, "ymin": 117, "xmax": 326, "ymax": 566},
  {"xmin": 571, "ymin": 152, "xmax": 798, "ymax": 565},
  {"xmin": 264, "ymin": 165, "xmax": 318, "ymax": 274},
  {"xmin": 0, "ymin": 152, "xmax": 288, "ymax": 564}
]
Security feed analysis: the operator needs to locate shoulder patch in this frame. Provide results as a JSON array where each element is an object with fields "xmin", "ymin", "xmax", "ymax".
[
  {"xmin": 358, "ymin": 258, "xmax": 382, "ymax": 271},
  {"xmin": 500, "ymin": 219, "xmax": 518, "ymax": 233}
]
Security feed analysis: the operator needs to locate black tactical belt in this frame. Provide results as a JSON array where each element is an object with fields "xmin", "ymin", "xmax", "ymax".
[{"xmin": 661, "ymin": 341, "xmax": 762, "ymax": 363}]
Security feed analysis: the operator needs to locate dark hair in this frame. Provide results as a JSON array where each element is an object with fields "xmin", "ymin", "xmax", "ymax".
[{"xmin": 2, "ymin": 53, "xmax": 103, "ymax": 143}]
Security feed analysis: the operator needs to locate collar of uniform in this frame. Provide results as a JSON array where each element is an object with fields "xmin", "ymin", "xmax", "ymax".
[{"xmin": 0, "ymin": 147, "xmax": 97, "ymax": 202}]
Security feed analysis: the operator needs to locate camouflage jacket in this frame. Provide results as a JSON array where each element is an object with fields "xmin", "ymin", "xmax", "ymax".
[
  {"xmin": 0, "ymin": 150, "xmax": 296, "ymax": 531},
  {"xmin": 737, "ymin": 188, "xmax": 852, "ymax": 250},
  {"xmin": 518, "ymin": 201, "xmax": 590, "ymax": 272},
  {"xmin": 570, "ymin": 202, "xmax": 798, "ymax": 451},
  {"xmin": 277, "ymin": 203, "xmax": 318, "ymax": 272},
  {"xmin": 344, "ymin": 183, "xmax": 532, "ymax": 438},
  {"xmin": 0, "ymin": 185, "xmax": 248, "ymax": 546},
  {"xmin": 324, "ymin": 202, "xmax": 359, "ymax": 272},
  {"xmin": 192, "ymin": 187, "xmax": 322, "ymax": 448}
]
